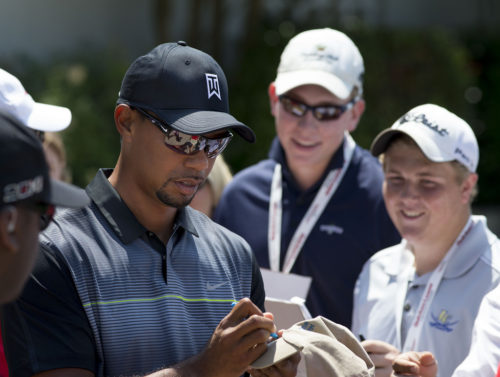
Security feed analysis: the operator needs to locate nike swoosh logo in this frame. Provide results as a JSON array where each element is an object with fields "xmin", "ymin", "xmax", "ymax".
[{"xmin": 206, "ymin": 281, "xmax": 228, "ymax": 291}]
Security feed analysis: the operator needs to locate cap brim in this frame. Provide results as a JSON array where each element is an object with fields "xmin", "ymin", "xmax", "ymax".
[
  {"xmin": 275, "ymin": 70, "xmax": 353, "ymax": 100},
  {"xmin": 155, "ymin": 109, "xmax": 256, "ymax": 143},
  {"xmin": 370, "ymin": 129, "xmax": 406, "ymax": 157},
  {"xmin": 371, "ymin": 127, "xmax": 452, "ymax": 164},
  {"xmin": 251, "ymin": 337, "xmax": 303, "ymax": 369},
  {"xmin": 46, "ymin": 179, "xmax": 90, "ymax": 208},
  {"xmin": 26, "ymin": 103, "xmax": 72, "ymax": 132}
]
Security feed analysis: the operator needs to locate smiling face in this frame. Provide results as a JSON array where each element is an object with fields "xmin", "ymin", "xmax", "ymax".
[
  {"xmin": 382, "ymin": 136, "xmax": 476, "ymax": 252},
  {"xmin": 270, "ymin": 84, "xmax": 363, "ymax": 188}
]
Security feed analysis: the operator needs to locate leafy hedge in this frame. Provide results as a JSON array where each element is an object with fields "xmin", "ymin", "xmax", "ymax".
[{"xmin": 2, "ymin": 28, "xmax": 499, "ymax": 204}]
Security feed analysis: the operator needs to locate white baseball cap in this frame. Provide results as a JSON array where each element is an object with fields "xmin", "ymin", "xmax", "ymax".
[
  {"xmin": 274, "ymin": 28, "xmax": 364, "ymax": 100},
  {"xmin": 251, "ymin": 316, "xmax": 374, "ymax": 376},
  {"xmin": 371, "ymin": 103, "xmax": 479, "ymax": 172},
  {"xmin": 0, "ymin": 68, "xmax": 72, "ymax": 132}
]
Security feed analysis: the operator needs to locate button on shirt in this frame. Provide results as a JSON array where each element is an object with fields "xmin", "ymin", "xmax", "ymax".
[
  {"xmin": 352, "ymin": 216, "xmax": 500, "ymax": 377},
  {"xmin": 401, "ymin": 274, "xmax": 429, "ymax": 343}
]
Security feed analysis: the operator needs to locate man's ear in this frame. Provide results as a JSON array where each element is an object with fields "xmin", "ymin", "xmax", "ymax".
[
  {"xmin": 461, "ymin": 172, "xmax": 478, "ymax": 204},
  {"xmin": 0, "ymin": 206, "xmax": 19, "ymax": 253},
  {"xmin": 268, "ymin": 82, "xmax": 279, "ymax": 117},
  {"xmin": 114, "ymin": 105, "xmax": 135, "ymax": 141},
  {"xmin": 346, "ymin": 98, "xmax": 365, "ymax": 133}
]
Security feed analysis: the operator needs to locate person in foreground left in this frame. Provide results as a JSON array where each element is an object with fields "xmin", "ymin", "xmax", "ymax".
[
  {"xmin": 1, "ymin": 42, "xmax": 298, "ymax": 377},
  {"xmin": 0, "ymin": 110, "xmax": 89, "ymax": 304}
]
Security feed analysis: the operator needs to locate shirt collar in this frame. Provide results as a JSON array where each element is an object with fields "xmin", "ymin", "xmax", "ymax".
[
  {"xmin": 86, "ymin": 168, "xmax": 198, "ymax": 244},
  {"xmin": 386, "ymin": 216, "xmax": 491, "ymax": 279},
  {"xmin": 443, "ymin": 215, "xmax": 492, "ymax": 279}
]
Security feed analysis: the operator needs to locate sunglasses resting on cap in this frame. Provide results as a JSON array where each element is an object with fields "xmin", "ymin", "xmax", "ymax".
[{"xmin": 133, "ymin": 107, "xmax": 233, "ymax": 158}]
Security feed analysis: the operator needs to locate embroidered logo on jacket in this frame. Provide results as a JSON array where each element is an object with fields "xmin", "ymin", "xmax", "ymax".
[
  {"xmin": 319, "ymin": 224, "xmax": 344, "ymax": 235},
  {"xmin": 429, "ymin": 309, "xmax": 459, "ymax": 332}
]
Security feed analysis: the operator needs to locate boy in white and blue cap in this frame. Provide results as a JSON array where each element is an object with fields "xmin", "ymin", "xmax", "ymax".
[{"xmin": 352, "ymin": 103, "xmax": 500, "ymax": 377}]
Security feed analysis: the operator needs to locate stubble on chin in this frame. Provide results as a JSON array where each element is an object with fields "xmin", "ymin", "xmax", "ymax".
[{"xmin": 155, "ymin": 179, "xmax": 196, "ymax": 209}]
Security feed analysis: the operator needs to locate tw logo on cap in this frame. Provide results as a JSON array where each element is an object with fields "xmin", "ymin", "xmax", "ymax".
[{"xmin": 205, "ymin": 73, "xmax": 221, "ymax": 100}]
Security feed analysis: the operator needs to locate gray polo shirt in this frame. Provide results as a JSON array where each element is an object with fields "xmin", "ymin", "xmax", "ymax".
[
  {"xmin": 352, "ymin": 215, "xmax": 500, "ymax": 377},
  {"xmin": 2, "ymin": 169, "xmax": 265, "ymax": 377}
]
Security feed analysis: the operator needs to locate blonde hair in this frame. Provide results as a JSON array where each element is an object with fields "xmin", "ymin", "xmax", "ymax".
[
  {"xmin": 43, "ymin": 132, "xmax": 72, "ymax": 183},
  {"xmin": 207, "ymin": 155, "xmax": 233, "ymax": 206}
]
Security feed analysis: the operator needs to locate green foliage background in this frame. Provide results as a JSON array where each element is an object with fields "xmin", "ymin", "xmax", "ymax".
[{"xmin": 2, "ymin": 26, "xmax": 499, "ymax": 204}]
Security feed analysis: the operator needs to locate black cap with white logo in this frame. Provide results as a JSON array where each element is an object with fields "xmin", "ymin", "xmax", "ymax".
[
  {"xmin": 0, "ymin": 110, "xmax": 90, "ymax": 207},
  {"xmin": 117, "ymin": 41, "xmax": 255, "ymax": 142}
]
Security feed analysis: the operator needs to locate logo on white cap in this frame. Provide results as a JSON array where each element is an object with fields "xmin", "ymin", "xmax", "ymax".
[
  {"xmin": 390, "ymin": 104, "xmax": 479, "ymax": 172},
  {"xmin": 398, "ymin": 112, "xmax": 449, "ymax": 137},
  {"xmin": 205, "ymin": 73, "xmax": 221, "ymax": 100},
  {"xmin": 274, "ymin": 28, "xmax": 364, "ymax": 100}
]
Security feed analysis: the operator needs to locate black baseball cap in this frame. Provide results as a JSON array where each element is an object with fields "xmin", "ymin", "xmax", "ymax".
[
  {"xmin": 117, "ymin": 41, "xmax": 256, "ymax": 142},
  {"xmin": 0, "ymin": 110, "xmax": 90, "ymax": 208}
]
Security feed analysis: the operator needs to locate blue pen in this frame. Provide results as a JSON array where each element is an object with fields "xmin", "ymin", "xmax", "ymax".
[{"xmin": 231, "ymin": 301, "xmax": 278, "ymax": 339}]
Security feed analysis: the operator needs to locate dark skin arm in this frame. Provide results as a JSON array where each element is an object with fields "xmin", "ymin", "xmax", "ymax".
[{"xmin": 30, "ymin": 298, "xmax": 298, "ymax": 377}]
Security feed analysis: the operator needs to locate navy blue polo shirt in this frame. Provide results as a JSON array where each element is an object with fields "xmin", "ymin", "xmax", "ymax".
[
  {"xmin": 2, "ymin": 169, "xmax": 265, "ymax": 377},
  {"xmin": 214, "ymin": 137, "xmax": 400, "ymax": 327}
]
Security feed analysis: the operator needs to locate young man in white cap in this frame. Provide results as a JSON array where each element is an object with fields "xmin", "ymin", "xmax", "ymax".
[
  {"xmin": 2, "ymin": 42, "xmax": 298, "ymax": 377},
  {"xmin": 0, "ymin": 68, "xmax": 75, "ymax": 377},
  {"xmin": 0, "ymin": 67, "xmax": 72, "ymax": 183},
  {"xmin": 0, "ymin": 68, "xmax": 72, "ymax": 134},
  {"xmin": 352, "ymin": 104, "xmax": 500, "ymax": 377},
  {"xmin": 214, "ymin": 28, "xmax": 400, "ymax": 327}
]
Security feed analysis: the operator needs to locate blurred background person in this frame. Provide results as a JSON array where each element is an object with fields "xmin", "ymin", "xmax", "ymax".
[
  {"xmin": 190, "ymin": 155, "xmax": 232, "ymax": 217},
  {"xmin": 43, "ymin": 131, "xmax": 72, "ymax": 182},
  {"xmin": 352, "ymin": 104, "xmax": 500, "ymax": 377},
  {"xmin": 0, "ymin": 112, "xmax": 88, "ymax": 377},
  {"xmin": 0, "ymin": 67, "xmax": 73, "ymax": 377},
  {"xmin": 0, "ymin": 68, "xmax": 71, "ymax": 137}
]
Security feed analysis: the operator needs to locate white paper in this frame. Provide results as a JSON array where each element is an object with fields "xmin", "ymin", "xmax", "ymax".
[
  {"xmin": 260, "ymin": 268, "xmax": 312, "ymax": 300},
  {"xmin": 265, "ymin": 296, "xmax": 312, "ymax": 330}
]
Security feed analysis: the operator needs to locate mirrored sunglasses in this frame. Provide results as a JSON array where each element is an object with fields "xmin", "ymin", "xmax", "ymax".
[
  {"xmin": 278, "ymin": 95, "xmax": 357, "ymax": 121},
  {"xmin": 134, "ymin": 107, "xmax": 233, "ymax": 158}
]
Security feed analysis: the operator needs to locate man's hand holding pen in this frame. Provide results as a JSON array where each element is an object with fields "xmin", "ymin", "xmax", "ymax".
[{"xmin": 191, "ymin": 297, "xmax": 278, "ymax": 377}]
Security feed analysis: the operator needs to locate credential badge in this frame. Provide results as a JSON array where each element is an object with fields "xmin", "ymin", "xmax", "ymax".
[{"xmin": 205, "ymin": 73, "xmax": 221, "ymax": 100}]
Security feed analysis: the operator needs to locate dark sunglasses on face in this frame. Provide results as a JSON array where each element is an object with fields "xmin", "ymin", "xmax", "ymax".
[
  {"xmin": 33, "ymin": 130, "xmax": 45, "ymax": 142},
  {"xmin": 133, "ymin": 107, "xmax": 233, "ymax": 158},
  {"xmin": 278, "ymin": 95, "xmax": 357, "ymax": 121},
  {"xmin": 20, "ymin": 202, "xmax": 55, "ymax": 231}
]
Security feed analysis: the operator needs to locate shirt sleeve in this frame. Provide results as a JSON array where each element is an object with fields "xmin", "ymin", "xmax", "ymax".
[
  {"xmin": 250, "ymin": 252, "xmax": 266, "ymax": 312},
  {"xmin": 452, "ymin": 285, "xmax": 500, "ymax": 377},
  {"xmin": 1, "ymin": 244, "xmax": 97, "ymax": 377}
]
